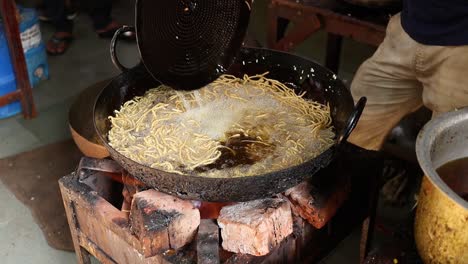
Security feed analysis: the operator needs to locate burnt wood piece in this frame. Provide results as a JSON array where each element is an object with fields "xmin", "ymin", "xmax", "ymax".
[
  {"xmin": 0, "ymin": 0, "xmax": 37, "ymax": 118},
  {"xmin": 302, "ymin": 143, "xmax": 383, "ymax": 262},
  {"xmin": 197, "ymin": 220, "xmax": 220, "ymax": 264},
  {"xmin": 130, "ymin": 190, "xmax": 201, "ymax": 257},
  {"xmin": 267, "ymin": 0, "xmax": 387, "ymax": 73},
  {"xmin": 285, "ymin": 169, "xmax": 351, "ymax": 229},
  {"xmin": 218, "ymin": 198, "xmax": 294, "ymax": 256}
]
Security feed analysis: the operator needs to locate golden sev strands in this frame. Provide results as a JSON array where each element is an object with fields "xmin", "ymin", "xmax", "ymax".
[{"xmin": 108, "ymin": 73, "xmax": 335, "ymax": 177}]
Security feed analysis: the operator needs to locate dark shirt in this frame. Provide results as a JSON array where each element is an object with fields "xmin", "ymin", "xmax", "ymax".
[{"xmin": 401, "ymin": 0, "xmax": 468, "ymax": 45}]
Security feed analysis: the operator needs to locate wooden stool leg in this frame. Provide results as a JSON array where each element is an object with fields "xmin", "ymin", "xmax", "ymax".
[
  {"xmin": 0, "ymin": 0, "xmax": 37, "ymax": 119},
  {"xmin": 277, "ymin": 17, "xmax": 290, "ymax": 41},
  {"xmin": 267, "ymin": 1, "xmax": 279, "ymax": 48},
  {"xmin": 325, "ymin": 33, "xmax": 343, "ymax": 74}
]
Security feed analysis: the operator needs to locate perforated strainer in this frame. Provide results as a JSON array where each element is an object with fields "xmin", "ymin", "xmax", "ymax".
[{"xmin": 111, "ymin": 0, "xmax": 252, "ymax": 90}]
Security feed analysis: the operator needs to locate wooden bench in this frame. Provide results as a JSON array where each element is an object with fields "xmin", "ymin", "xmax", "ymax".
[{"xmin": 267, "ymin": 0, "xmax": 393, "ymax": 73}]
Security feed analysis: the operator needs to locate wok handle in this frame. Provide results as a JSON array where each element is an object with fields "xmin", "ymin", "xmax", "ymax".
[
  {"xmin": 76, "ymin": 157, "xmax": 122, "ymax": 175},
  {"xmin": 110, "ymin": 25, "xmax": 136, "ymax": 72},
  {"xmin": 338, "ymin": 97, "xmax": 367, "ymax": 144}
]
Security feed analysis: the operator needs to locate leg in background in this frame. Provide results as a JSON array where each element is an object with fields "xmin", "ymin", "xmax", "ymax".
[
  {"xmin": 348, "ymin": 14, "xmax": 423, "ymax": 150},
  {"xmin": 45, "ymin": 0, "xmax": 74, "ymax": 55},
  {"xmin": 89, "ymin": 0, "xmax": 134, "ymax": 40},
  {"xmin": 89, "ymin": 0, "xmax": 113, "ymax": 31},
  {"xmin": 44, "ymin": 0, "xmax": 74, "ymax": 33},
  {"xmin": 418, "ymin": 45, "xmax": 468, "ymax": 116}
]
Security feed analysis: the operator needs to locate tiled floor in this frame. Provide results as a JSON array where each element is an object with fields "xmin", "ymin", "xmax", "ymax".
[
  {"xmin": 0, "ymin": 0, "xmax": 376, "ymax": 263},
  {"xmin": 0, "ymin": 182, "xmax": 76, "ymax": 264}
]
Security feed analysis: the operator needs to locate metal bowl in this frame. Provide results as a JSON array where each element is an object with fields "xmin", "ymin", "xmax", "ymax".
[
  {"xmin": 416, "ymin": 108, "xmax": 468, "ymax": 209},
  {"xmin": 415, "ymin": 108, "xmax": 468, "ymax": 263},
  {"xmin": 69, "ymin": 80, "xmax": 110, "ymax": 158}
]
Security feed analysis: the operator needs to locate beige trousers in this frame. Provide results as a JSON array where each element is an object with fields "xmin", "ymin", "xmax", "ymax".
[{"xmin": 348, "ymin": 13, "xmax": 468, "ymax": 150}]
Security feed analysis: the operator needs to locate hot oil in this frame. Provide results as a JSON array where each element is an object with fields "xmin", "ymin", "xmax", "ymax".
[
  {"xmin": 436, "ymin": 157, "xmax": 468, "ymax": 202},
  {"xmin": 195, "ymin": 132, "xmax": 275, "ymax": 172},
  {"xmin": 175, "ymin": 91, "xmax": 192, "ymax": 111}
]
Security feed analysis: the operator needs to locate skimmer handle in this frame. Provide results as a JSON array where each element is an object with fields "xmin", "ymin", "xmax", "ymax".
[{"xmin": 110, "ymin": 26, "xmax": 136, "ymax": 72}]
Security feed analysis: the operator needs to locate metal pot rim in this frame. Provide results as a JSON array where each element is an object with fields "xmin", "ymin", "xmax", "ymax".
[{"xmin": 416, "ymin": 108, "xmax": 468, "ymax": 209}]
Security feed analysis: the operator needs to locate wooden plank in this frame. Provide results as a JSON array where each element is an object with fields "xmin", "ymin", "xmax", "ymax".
[
  {"xmin": 269, "ymin": 0, "xmax": 385, "ymax": 49},
  {"xmin": 77, "ymin": 237, "xmax": 118, "ymax": 264},
  {"xmin": 59, "ymin": 180, "xmax": 92, "ymax": 264},
  {"xmin": 272, "ymin": 0, "xmax": 386, "ymax": 32},
  {"xmin": 74, "ymin": 205, "xmax": 164, "ymax": 264},
  {"xmin": 0, "ymin": 90, "xmax": 21, "ymax": 107}
]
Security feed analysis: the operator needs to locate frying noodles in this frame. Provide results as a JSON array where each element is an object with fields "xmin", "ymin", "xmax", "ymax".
[{"xmin": 108, "ymin": 73, "xmax": 335, "ymax": 177}]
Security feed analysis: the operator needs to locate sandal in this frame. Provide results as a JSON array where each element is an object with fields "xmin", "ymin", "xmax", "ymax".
[
  {"xmin": 46, "ymin": 32, "xmax": 74, "ymax": 56},
  {"xmin": 96, "ymin": 21, "xmax": 135, "ymax": 40}
]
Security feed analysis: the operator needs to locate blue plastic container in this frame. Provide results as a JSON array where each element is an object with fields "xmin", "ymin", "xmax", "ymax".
[
  {"xmin": 0, "ymin": 6, "xmax": 49, "ymax": 119},
  {"xmin": 18, "ymin": 6, "xmax": 49, "ymax": 87},
  {"xmin": 0, "ymin": 23, "xmax": 20, "ymax": 118}
]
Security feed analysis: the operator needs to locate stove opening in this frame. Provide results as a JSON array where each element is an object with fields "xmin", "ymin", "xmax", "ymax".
[{"xmin": 79, "ymin": 171, "xmax": 125, "ymax": 209}]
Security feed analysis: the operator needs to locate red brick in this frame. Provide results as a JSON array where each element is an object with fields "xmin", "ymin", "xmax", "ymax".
[
  {"xmin": 217, "ymin": 198, "xmax": 293, "ymax": 256},
  {"xmin": 130, "ymin": 190, "xmax": 200, "ymax": 257}
]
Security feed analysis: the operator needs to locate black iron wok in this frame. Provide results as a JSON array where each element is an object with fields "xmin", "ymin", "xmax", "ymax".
[{"xmin": 94, "ymin": 47, "xmax": 366, "ymax": 202}]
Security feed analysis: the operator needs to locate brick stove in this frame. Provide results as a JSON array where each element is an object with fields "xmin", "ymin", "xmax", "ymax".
[{"xmin": 59, "ymin": 143, "xmax": 383, "ymax": 264}]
